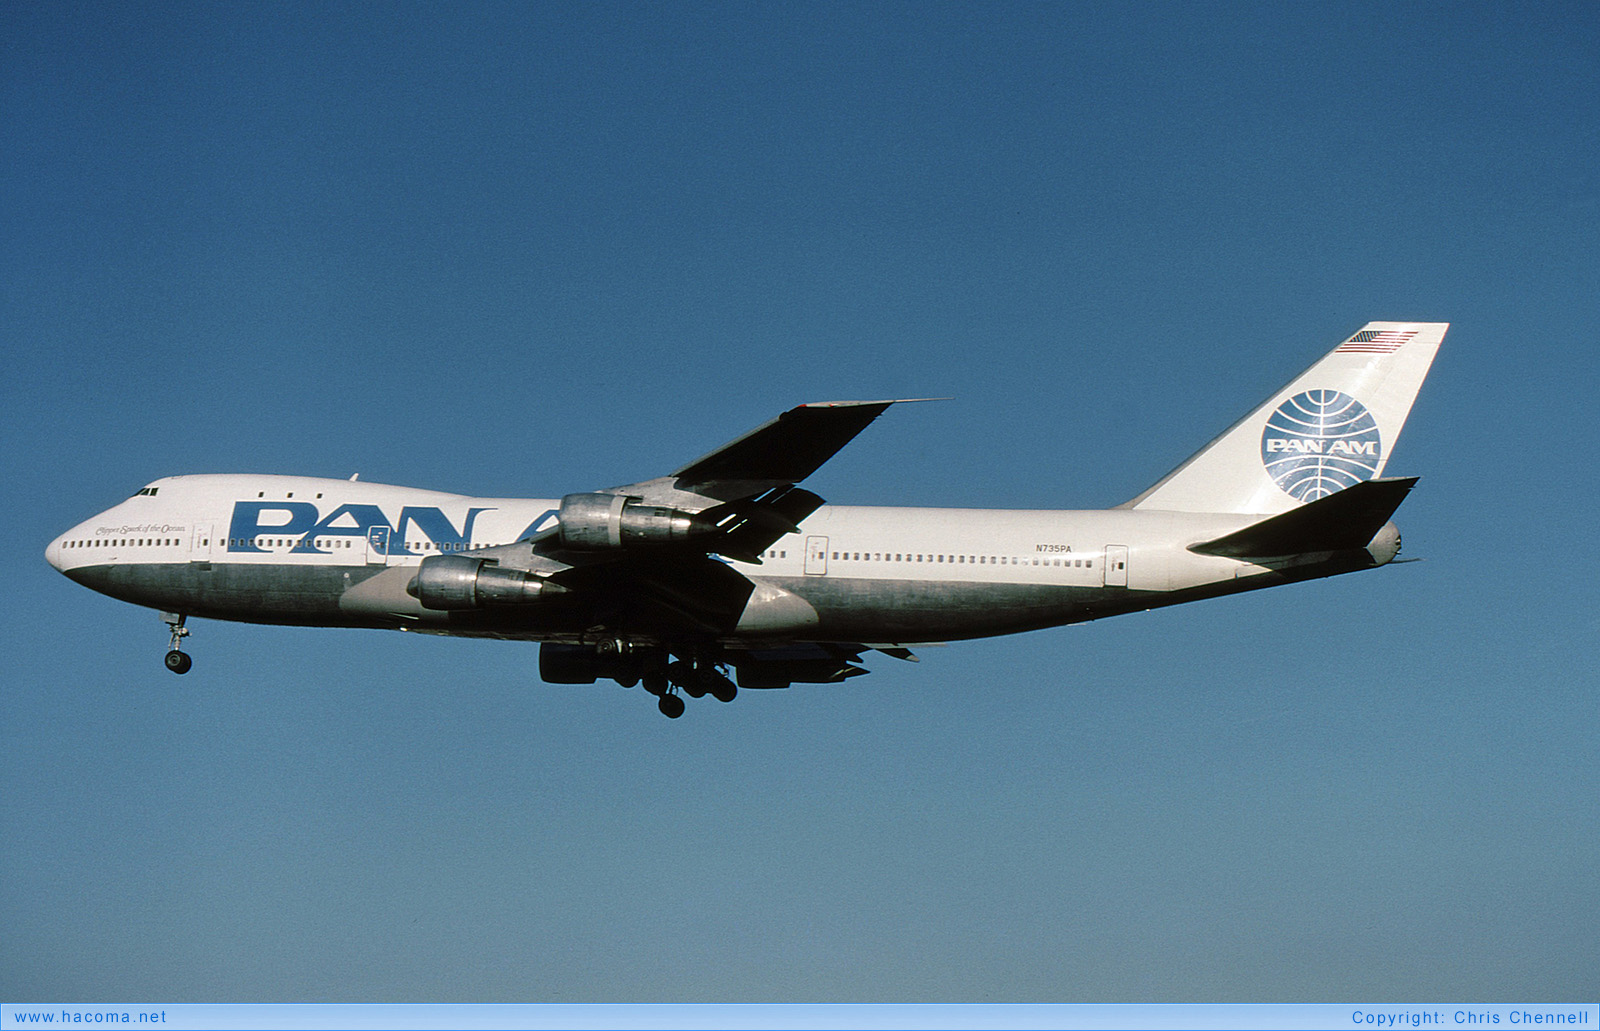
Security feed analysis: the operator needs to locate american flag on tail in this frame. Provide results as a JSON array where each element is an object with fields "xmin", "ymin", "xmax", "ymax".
[{"xmin": 1337, "ymin": 329, "xmax": 1416, "ymax": 353}]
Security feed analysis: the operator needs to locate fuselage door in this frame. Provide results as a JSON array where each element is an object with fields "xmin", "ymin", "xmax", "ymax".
[
  {"xmin": 191, "ymin": 522, "xmax": 215, "ymax": 563},
  {"xmin": 367, "ymin": 525, "xmax": 393, "ymax": 566},
  {"xmin": 1104, "ymin": 545, "xmax": 1129, "ymax": 587},
  {"xmin": 805, "ymin": 536, "xmax": 829, "ymax": 575}
]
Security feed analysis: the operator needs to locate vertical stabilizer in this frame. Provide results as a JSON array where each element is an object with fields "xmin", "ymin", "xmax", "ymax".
[{"xmin": 1124, "ymin": 322, "xmax": 1446, "ymax": 515}]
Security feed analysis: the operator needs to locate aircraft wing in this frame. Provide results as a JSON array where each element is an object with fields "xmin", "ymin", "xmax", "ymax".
[
  {"xmin": 543, "ymin": 551, "xmax": 763, "ymax": 634},
  {"xmin": 522, "ymin": 398, "xmax": 933, "ymax": 563},
  {"xmin": 604, "ymin": 399, "xmax": 937, "ymax": 507}
]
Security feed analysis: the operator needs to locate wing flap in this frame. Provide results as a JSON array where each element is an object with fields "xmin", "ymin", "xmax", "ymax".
[
  {"xmin": 726, "ymin": 643, "xmax": 872, "ymax": 688},
  {"xmin": 699, "ymin": 486, "xmax": 827, "ymax": 562}
]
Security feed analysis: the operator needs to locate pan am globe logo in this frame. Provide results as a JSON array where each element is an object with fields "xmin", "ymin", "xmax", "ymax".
[{"xmin": 1260, "ymin": 390, "xmax": 1382, "ymax": 500}]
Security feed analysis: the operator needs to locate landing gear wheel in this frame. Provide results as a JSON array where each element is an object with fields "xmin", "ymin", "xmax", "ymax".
[
  {"xmin": 162, "ymin": 612, "xmax": 191, "ymax": 674},
  {"xmin": 658, "ymin": 693, "xmax": 685, "ymax": 719},
  {"xmin": 709, "ymin": 679, "xmax": 736, "ymax": 703}
]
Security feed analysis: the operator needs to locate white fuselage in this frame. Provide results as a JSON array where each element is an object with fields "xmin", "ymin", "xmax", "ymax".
[{"xmin": 46, "ymin": 473, "xmax": 1379, "ymax": 647}]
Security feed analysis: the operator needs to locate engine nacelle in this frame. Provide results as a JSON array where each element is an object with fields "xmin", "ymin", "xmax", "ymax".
[
  {"xmin": 407, "ymin": 554, "xmax": 565, "ymax": 610},
  {"xmin": 557, "ymin": 492, "xmax": 711, "ymax": 550},
  {"xmin": 538, "ymin": 642, "xmax": 644, "ymax": 685}
]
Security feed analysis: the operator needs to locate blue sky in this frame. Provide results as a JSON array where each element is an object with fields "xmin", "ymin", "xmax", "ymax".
[{"xmin": 4, "ymin": 0, "xmax": 1597, "ymax": 1003}]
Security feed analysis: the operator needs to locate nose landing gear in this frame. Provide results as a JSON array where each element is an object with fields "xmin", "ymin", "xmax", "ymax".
[{"xmin": 162, "ymin": 612, "xmax": 192, "ymax": 674}]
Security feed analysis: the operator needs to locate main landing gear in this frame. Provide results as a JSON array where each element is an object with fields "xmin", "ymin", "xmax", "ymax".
[
  {"xmin": 640, "ymin": 656, "xmax": 737, "ymax": 719},
  {"xmin": 162, "ymin": 612, "xmax": 192, "ymax": 675},
  {"xmin": 538, "ymin": 641, "xmax": 739, "ymax": 719}
]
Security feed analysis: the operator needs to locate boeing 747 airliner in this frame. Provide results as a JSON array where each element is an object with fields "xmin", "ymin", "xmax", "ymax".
[{"xmin": 47, "ymin": 322, "xmax": 1445, "ymax": 717}]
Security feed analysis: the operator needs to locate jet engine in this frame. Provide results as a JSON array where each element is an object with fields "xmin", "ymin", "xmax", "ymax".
[
  {"xmin": 538, "ymin": 642, "xmax": 643, "ymax": 685},
  {"xmin": 556, "ymin": 492, "xmax": 713, "ymax": 550},
  {"xmin": 407, "ymin": 554, "xmax": 566, "ymax": 610}
]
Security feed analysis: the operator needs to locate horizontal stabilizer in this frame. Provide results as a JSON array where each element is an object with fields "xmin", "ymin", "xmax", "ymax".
[{"xmin": 1190, "ymin": 477, "xmax": 1418, "ymax": 559}]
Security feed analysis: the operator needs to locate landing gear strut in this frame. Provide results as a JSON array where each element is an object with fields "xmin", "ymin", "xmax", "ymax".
[
  {"xmin": 651, "ymin": 655, "xmax": 736, "ymax": 717},
  {"xmin": 162, "ymin": 612, "xmax": 192, "ymax": 675},
  {"xmin": 548, "ymin": 640, "xmax": 737, "ymax": 718}
]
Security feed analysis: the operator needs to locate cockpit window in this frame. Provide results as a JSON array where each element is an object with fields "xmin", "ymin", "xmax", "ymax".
[{"xmin": 131, "ymin": 487, "xmax": 160, "ymax": 497}]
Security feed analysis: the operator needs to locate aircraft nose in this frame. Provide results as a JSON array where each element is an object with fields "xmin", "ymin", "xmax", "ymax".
[{"xmin": 45, "ymin": 534, "xmax": 64, "ymax": 572}]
